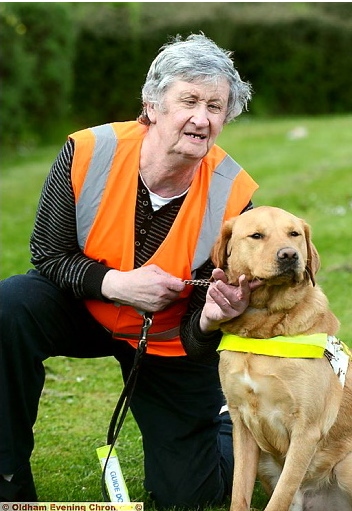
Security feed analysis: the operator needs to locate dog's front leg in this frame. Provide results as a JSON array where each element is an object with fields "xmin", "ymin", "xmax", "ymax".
[
  {"xmin": 263, "ymin": 427, "xmax": 320, "ymax": 511},
  {"xmin": 230, "ymin": 412, "xmax": 260, "ymax": 511}
]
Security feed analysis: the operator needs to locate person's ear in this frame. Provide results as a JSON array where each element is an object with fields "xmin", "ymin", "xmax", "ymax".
[{"xmin": 146, "ymin": 103, "xmax": 157, "ymax": 124}]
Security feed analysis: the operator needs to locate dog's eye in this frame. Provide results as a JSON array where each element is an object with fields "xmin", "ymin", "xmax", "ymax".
[
  {"xmin": 249, "ymin": 232, "xmax": 263, "ymax": 239},
  {"xmin": 289, "ymin": 231, "xmax": 300, "ymax": 237}
]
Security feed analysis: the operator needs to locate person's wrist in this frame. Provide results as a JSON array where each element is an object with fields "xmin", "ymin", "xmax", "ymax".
[
  {"xmin": 101, "ymin": 269, "xmax": 122, "ymax": 301},
  {"xmin": 199, "ymin": 311, "xmax": 222, "ymax": 335}
]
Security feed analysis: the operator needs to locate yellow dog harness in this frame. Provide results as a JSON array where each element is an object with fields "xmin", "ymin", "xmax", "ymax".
[{"xmin": 218, "ymin": 333, "xmax": 351, "ymax": 387}]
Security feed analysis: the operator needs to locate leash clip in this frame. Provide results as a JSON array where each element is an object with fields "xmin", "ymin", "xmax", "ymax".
[{"xmin": 139, "ymin": 312, "xmax": 153, "ymax": 350}]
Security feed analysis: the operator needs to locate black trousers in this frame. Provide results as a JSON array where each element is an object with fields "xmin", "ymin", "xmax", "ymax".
[{"xmin": 0, "ymin": 270, "xmax": 233, "ymax": 508}]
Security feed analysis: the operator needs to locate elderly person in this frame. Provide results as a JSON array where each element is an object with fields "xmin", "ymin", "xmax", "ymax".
[{"xmin": 0, "ymin": 33, "xmax": 259, "ymax": 507}]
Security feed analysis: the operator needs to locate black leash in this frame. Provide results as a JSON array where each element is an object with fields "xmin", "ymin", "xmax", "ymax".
[{"xmin": 101, "ymin": 312, "xmax": 153, "ymax": 501}]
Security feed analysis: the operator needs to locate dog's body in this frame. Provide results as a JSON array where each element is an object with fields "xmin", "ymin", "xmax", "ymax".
[{"xmin": 212, "ymin": 206, "xmax": 352, "ymax": 511}]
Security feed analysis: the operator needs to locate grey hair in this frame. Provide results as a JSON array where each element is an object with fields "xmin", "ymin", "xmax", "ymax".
[{"xmin": 138, "ymin": 33, "xmax": 252, "ymax": 125}]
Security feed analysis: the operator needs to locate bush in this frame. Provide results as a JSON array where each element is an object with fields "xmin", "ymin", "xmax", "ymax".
[
  {"xmin": 0, "ymin": 3, "xmax": 75, "ymax": 147},
  {"xmin": 2, "ymin": 3, "xmax": 352, "ymax": 146},
  {"xmin": 72, "ymin": 3, "xmax": 164, "ymax": 126},
  {"xmin": 71, "ymin": 3, "xmax": 352, "ymax": 125},
  {"xmin": 0, "ymin": 5, "xmax": 34, "ymax": 145},
  {"xmin": 224, "ymin": 14, "xmax": 352, "ymax": 116}
]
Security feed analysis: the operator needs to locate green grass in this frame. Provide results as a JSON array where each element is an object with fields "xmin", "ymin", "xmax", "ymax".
[{"xmin": 1, "ymin": 115, "xmax": 352, "ymax": 509}]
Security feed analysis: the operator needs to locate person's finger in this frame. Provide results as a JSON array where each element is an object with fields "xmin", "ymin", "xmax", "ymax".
[{"xmin": 211, "ymin": 267, "xmax": 228, "ymax": 283}]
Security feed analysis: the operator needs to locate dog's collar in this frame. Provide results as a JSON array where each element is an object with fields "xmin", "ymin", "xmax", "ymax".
[
  {"xmin": 218, "ymin": 333, "xmax": 351, "ymax": 387},
  {"xmin": 218, "ymin": 333, "xmax": 328, "ymax": 358}
]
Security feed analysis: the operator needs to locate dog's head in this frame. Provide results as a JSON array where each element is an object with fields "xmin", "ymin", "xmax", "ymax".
[{"xmin": 212, "ymin": 206, "xmax": 320, "ymax": 287}]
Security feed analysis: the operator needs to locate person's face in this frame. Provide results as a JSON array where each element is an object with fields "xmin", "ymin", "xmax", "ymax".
[{"xmin": 146, "ymin": 78, "xmax": 230, "ymax": 162}]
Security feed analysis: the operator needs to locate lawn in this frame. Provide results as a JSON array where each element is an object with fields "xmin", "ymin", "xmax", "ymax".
[{"xmin": 1, "ymin": 114, "xmax": 351, "ymax": 509}]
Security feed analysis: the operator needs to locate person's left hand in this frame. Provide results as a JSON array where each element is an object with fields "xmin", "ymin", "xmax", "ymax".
[{"xmin": 199, "ymin": 268, "xmax": 263, "ymax": 333}]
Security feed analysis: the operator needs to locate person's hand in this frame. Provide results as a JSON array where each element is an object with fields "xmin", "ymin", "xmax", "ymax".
[
  {"xmin": 101, "ymin": 265, "xmax": 185, "ymax": 312},
  {"xmin": 199, "ymin": 268, "xmax": 263, "ymax": 333}
]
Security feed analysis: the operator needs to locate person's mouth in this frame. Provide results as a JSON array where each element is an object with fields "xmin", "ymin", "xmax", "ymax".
[{"xmin": 184, "ymin": 132, "xmax": 207, "ymax": 140}]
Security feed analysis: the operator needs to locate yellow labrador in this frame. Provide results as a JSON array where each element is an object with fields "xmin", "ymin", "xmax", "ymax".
[{"xmin": 212, "ymin": 206, "xmax": 352, "ymax": 511}]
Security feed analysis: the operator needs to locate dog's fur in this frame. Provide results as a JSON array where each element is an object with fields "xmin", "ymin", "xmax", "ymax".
[{"xmin": 212, "ymin": 206, "xmax": 352, "ymax": 511}]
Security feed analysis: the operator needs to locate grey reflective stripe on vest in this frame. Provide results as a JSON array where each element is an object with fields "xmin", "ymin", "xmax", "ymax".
[
  {"xmin": 191, "ymin": 154, "xmax": 242, "ymax": 274},
  {"xmin": 76, "ymin": 124, "xmax": 118, "ymax": 249}
]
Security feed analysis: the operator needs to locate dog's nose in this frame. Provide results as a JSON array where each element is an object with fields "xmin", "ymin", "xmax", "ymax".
[{"xmin": 277, "ymin": 247, "xmax": 298, "ymax": 261}]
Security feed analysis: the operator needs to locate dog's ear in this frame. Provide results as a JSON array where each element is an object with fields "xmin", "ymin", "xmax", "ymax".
[
  {"xmin": 303, "ymin": 221, "xmax": 320, "ymax": 286},
  {"xmin": 211, "ymin": 218, "xmax": 236, "ymax": 269}
]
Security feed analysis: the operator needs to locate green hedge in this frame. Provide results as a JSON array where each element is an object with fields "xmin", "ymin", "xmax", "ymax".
[
  {"xmin": 224, "ymin": 15, "xmax": 352, "ymax": 116},
  {"xmin": 0, "ymin": 5, "xmax": 32, "ymax": 146},
  {"xmin": 1, "ymin": 3, "xmax": 352, "ymax": 147},
  {"xmin": 72, "ymin": 3, "xmax": 352, "ymax": 124},
  {"xmin": 0, "ymin": 3, "xmax": 75, "ymax": 147},
  {"xmin": 72, "ymin": 3, "xmax": 165, "ymax": 127}
]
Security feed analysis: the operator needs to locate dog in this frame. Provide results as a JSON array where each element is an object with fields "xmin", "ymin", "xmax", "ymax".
[{"xmin": 212, "ymin": 206, "xmax": 352, "ymax": 511}]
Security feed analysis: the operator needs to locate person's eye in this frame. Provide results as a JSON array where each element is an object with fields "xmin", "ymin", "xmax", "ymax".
[
  {"xmin": 183, "ymin": 99, "xmax": 197, "ymax": 107},
  {"xmin": 208, "ymin": 104, "xmax": 222, "ymax": 112}
]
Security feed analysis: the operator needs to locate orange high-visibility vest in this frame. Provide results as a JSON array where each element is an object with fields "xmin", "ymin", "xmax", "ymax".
[{"xmin": 70, "ymin": 121, "xmax": 258, "ymax": 356}]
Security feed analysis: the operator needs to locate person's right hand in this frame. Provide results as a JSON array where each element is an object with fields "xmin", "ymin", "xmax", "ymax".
[
  {"xmin": 101, "ymin": 265, "xmax": 185, "ymax": 312},
  {"xmin": 199, "ymin": 268, "xmax": 263, "ymax": 333}
]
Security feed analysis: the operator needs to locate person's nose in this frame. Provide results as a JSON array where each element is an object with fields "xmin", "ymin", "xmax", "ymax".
[{"xmin": 191, "ymin": 103, "xmax": 210, "ymax": 127}]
